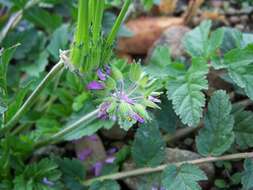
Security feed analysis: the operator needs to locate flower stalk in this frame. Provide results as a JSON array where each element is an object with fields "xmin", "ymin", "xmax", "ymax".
[
  {"xmin": 34, "ymin": 109, "xmax": 99, "ymax": 149},
  {"xmin": 83, "ymin": 151, "xmax": 253, "ymax": 186}
]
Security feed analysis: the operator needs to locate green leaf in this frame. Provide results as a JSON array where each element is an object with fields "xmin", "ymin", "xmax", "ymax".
[
  {"xmin": 196, "ymin": 90, "xmax": 235, "ymax": 156},
  {"xmin": 145, "ymin": 46, "xmax": 185, "ymax": 78},
  {"xmin": 0, "ymin": 45, "xmax": 18, "ymax": 113},
  {"xmin": 222, "ymin": 45, "xmax": 253, "ymax": 100},
  {"xmin": 152, "ymin": 96, "xmax": 178, "ymax": 133},
  {"xmin": 241, "ymin": 159, "xmax": 253, "ymax": 190},
  {"xmin": 233, "ymin": 109, "xmax": 253, "ymax": 149},
  {"xmin": 166, "ymin": 58, "xmax": 208, "ymax": 126},
  {"xmin": 47, "ymin": 24, "xmax": 69, "ymax": 60},
  {"xmin": 129, "ymin": 63, "xmax": 141, "ymax": 82},
  {"xmin": 24, "ymin": 7, "xmax": 62, "ymax": 33},
  {"xmin": 89, "ymin": 180, "xmax": 120, "ymax": 190},
  {"xmin": 55, "ymin": 157, "xmax": 85, "ymax": 190},
  {"xmin": 183, "ymin": 20, "xmax": 224, "ymax": 58},
  {"xmin": 14, "ymin": 158, "xmax": 62, "ymax": 190},
  {"xmin": 131, "ymin": 122, "xmax": 165, "ymax": 167},
  {"xmin": 21, "ymin": 51, "xmax": 49, "ymax": 77},
  {"xmin": 161, "ymin": 164, "xmax": 207, "ymax": 190}
]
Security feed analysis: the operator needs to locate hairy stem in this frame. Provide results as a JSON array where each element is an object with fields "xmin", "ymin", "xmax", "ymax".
[
  {"xmin": 34, "ymin": 109, "xmax": 99, "ymax": 149},
  {"xmin": 3, "ymin": 60, "xmax": 65, "ymax": 134},
  {"xmin": 83, "ymin": 152, "xmax": 253, "ymax": 186}
]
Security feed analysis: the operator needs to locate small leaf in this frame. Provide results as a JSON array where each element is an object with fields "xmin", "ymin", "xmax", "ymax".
[
  {"xmin": 47, "ymin": 24, "xmax": 69, "ymax": 60},
  {"xmin": 241, "ymin": 159, "xmax": 253, "ymax": 190},
  {"xmin": 131, "ymin": 122, "xmax": 165, "ymax": 167},
  {"xmin": 167, "ymin": 58, "xmax": 208, "ymax": 126},
  {"xmin": 129, "ymin": 63, "xmax": 141, "ymax": 82},
  {"xmin": 183, "ymin": 20, "xmax": 224, "ymax": 58},
  {"xmin": 89, "ymin": 180, "xmax": 120, "ymax": 190},
  {"xmin": 233, "ymin": 109, "xmax": 253, "ymax": 149},
  {"xmin": 196, "ymin": 90, "xmax": 235, "ymax": 156},
  {"xmin": 161, "ymin": 164, "xmax": 207, "ymax": 190}
]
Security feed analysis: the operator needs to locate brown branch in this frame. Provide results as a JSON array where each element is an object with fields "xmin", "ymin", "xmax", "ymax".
[{"xmin": 83, "ymin": 151, "xmax": 253, "ymax": 186}]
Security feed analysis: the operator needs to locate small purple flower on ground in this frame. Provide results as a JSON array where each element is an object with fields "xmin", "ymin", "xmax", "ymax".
[
  {"xmin": 97, "ymin": 69, "xmax": 106, "ymax": 81},
  {"xmin": 93, "ymin": 162, "xmax": 103, "ymax": 176},
  {"xmin": 77, "ymin": 148, "xmax": 93, "ymax": 161},
  {"xmin": 130, "ymin": 113, "xmax": 145, "ymax": 123},
  {"xmin": 105, "ymin": 157, "xmax": 116, "ymax": 164},
  {"xmin": 87, "ymin": 81, "xmax": 104, "ymax": 90},
  {"xmin": 42, "ymin": 178, "xmax": 54, "ymax": 187},
  {"xmin": 107, "ymin": 147, "xmax": 118, "ymax": 155}
]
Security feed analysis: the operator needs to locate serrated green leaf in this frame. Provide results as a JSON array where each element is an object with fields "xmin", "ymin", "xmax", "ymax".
[
  {"xmin": 223, "ymin": 44, "xmax": 253, "ymax": 100},
  {"xmin": 89, "ymin": 180, "xmax": 120, "ymax": 190},
  {"xmin": 233, "ymin": 110, "xmax": 253, "ymax": 149},
  {"xmin": 131, "ymin": 122, "xmax": 165, "ymax": 167},
  {"xmin": 167, "ymin": 58, "xmax": 208, "ymax": 126},
  {"xmin": 161, "ymin": 164, "xmax": 207, "ymax": 190},
  {"xmin": 196, "ymin": 90, "xmax": 235, "ymax": 156},
  {"xmin": 183, "ymin": 20, "xmax": 224, "ymax": 58},
  {"xmin": 241, "ymin": 159, "xmax": 253, "ymax": 190},
  {"xmin": 54, "ymin": 157, "xmax": 85, "ymax": 190}
]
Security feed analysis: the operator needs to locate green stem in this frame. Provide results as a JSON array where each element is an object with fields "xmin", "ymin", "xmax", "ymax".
[
  {"xmin": 34, "ymin": 109, "xmax": 99, "ymax": 149},
  {"xmin": 83, "ymin": 151, "xmax": 253, "ymax": 186},
  {"xmin": 106, "ymin": 0, "xmax": 131, "ymax": 48},
  {"xmin": 70, "ymin": 0, "xmax": 89, "ymax": 68},
  {"xmin": 2, "ymin": 60, "xmax": 65, "ymax": 134}
]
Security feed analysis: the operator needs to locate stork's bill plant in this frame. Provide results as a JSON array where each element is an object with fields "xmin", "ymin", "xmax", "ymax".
[{"xmin": 1, "ymin": 0, "xmax": 253, "ymax": 189}]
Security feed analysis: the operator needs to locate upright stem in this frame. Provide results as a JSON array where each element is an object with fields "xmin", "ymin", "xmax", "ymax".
[
  {"xmin": 2, "ymin": 60, "xmax": 65, "ymax": 134},
  {"xmin": 70, "ymin": 0, "xmax": 89, "ymax": 68},
  {"xmin": 83, "ymin": 152, "xmax": 253, "ymax": 186},
  {"xmin": 106, "ymin": 0, "xmax": 131, "ymax": 48},
  {"xmin": 34, "ymin": 109, "xmax": 99, "ymax": 149}
]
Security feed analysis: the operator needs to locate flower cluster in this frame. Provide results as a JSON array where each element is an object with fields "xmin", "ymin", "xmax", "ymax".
[{"xmin": 86, "ymin": 60, "xmax": 161, "ymax": 130}]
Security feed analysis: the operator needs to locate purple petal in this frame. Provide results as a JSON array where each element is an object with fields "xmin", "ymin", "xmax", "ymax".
[
  {"xmin": 105, "ymin": 65, "xmax": 111, "ymax": 75},
  {"xmin": 105, "ymin": 157, "xmax": 116, "ymax": 164},
  {"xmin": 42, "ymin": 178, "xmax": 54, "ymax": 187},
  {"xmin": 98, "ymin": 102, "xmax": 110, "ymax": 119},
  {"xmin": 77, "ymin": 148, "xmax": 93, "ymax": 161},
  {"xmin": 87, "ymin": 81, "xmax": 104, "ymax": 90},
  {"xmin": 130, "ymin": 113, "xmax": 145, "ymax": 123},
  {"xmin": 151, "ymin": 186, "xmax": 159, "ymax": 190},
  {"xmin": 148, "ymin": 96, "xmax": 161, "ymax": 103},
  {"xmin": 107, "ymin": 147, "xmax": 118, "ymax": 155},
  {"xmin": 120, "ymin": 93, "xmax": 134, "ymax": 104},
  {"xmin": 93, "ymin": 162, "xmax": 103, "ymax": 176},
  {"xmin": 97, "ymin": 69, "xmax": 106, "ymax": 81}
]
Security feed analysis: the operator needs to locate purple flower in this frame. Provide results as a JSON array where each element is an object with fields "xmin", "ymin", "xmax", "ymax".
[
  {"xmin": 148, "ymin": 96, "xmax": 161, "ymax": 103},
  {"xmin": 98, "ymin": 102, "xmax": 110, "ymax": 119},
  {"xmin": 105, "ymin": 157, "xmax": 116, "ymax": 164},
  {"xmin": 42, "ymin": 178, "xmax": 54, "ymax": 187},
  {"xmin": 130, "ymin": 113, "xmax": 145, "ymax": 123},
  {"xmin": 105, "ymin": 65, "xmax": 111, "ymax": 75},
  {"xmin": 77, "ymin": 148, "xmax": 93, "ymax": 161},
  {"xmin": 107, "ymin": 147, "xmax": 118, "ymax": 155},
  {"xmin": 87, "ymin": 81, "xmax": 105, "ymax": 90},
  {"xmin": 120, "ymin": 93, "xmax": 134, "ymax": 104},
  {"xmin": 93, "ymin": 162, "xmax": 103, "ymax": 176},
  {"xmin": 97, "ymin": 69, "xmax": 106, "ymax": 81}
]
